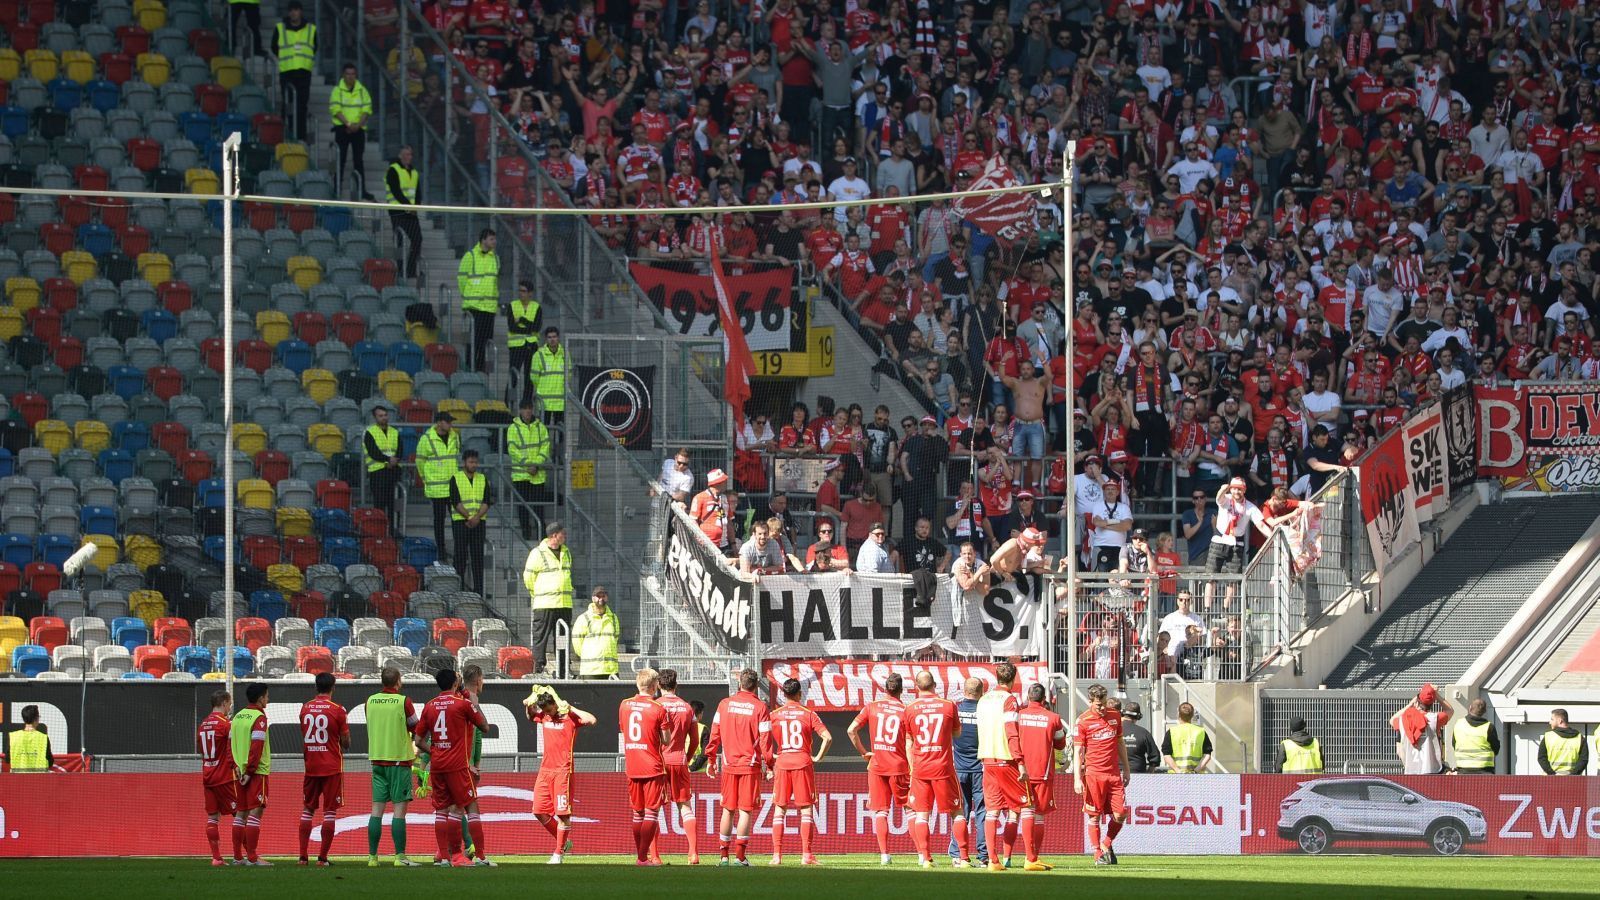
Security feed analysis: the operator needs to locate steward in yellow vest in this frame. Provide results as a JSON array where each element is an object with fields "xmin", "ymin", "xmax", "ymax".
[
  {"xmin": 508, "ymin": 397, "xmax": 553, "ymax": 541},
  {"xmin": 1539, "ymin": 709, "xmax": 1587, "ymax": 775},
  {"xmin": 570, "ymin": 589, "xmax": 621, "ymax": 678},
  {"xmin": 1451, "ymin": 698, "xmax": 1498, "ymax": 773},
  {"xmin": 1162, "ymin": 702, "xmax": 1212, "ymax": 773},
  {"xmin": 507, "ymin": 280, "xmax": 543, "ymax": 403},
  {"xmin": 416, "ymin": 412, "xmax": 460, "ymax": 562},
  {"xmin": 386, "ymin": 145, "xmax": 423, "ymax": 280},
  {"xmin": 448, "ymin": 450, "xmax": 491, "ymax": 596},
  {"xmin": 459, "ymin": 229, "xmax": 500, "ymax": 373},
  {"xmin": 363, "ymin": 405, "xmax": 401, "ymax": 536},
  {"xmin": 271, "ymin": 1, "xmax": 315, "ymax": 141},
  {"xmin": 328, "ymin": 63, "xmax": 374, "ymax": 200},
  {"xmin": 8, "ymin": 705, "xmax": 52, "ymax": 772},
  {"xmin": 1275, "ymin": 716, "xmax": 1323, "ymax": 774}
]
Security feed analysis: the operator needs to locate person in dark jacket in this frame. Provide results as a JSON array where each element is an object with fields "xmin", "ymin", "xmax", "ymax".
[
  {"xmin": 1111, "ymin": 699, "xmax": 1162, "ymax": 773},
  {"xmin": 1537, "ymin": 708, "xmax": 1587, "ymax": 775},
  {"xmin": 1274, "ymin": 716, "xmax": 1324, "ymax": 773},
  {"xmin": 1449, "ymin": 698, "xmax": 1499, "ymax": 774}
]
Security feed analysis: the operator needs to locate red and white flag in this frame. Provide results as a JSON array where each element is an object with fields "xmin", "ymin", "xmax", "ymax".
[
  {"xmin": 952, "ymin": 155, "xmax": 1038, "ymax": 246},
  {"xmin": 709, "ymin": 246, "xmax": 755, "ymax": 425}
]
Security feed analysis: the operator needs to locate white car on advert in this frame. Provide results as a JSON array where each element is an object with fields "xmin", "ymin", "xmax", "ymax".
[{"xmin": 1276, "ymin": 777, "xmax": 1487, "ymax": 856}]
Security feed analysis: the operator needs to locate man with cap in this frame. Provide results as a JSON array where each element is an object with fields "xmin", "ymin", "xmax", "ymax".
[
  {"xmin": 1117, "ymin": 528, "xmax": 1152, "ymax": 578},
  {"xmin": 1088, "ymin": 479, "xmax": 1133, "ymax": 573},
  {"xmin": 416, "ymin": 411, "xmax": 461, "ymax": 564},
  {"xmin": 1106, "ymin": 450, "xmax": 1135, "ymax": 497},
  {"xmin": 1391, "ymin": 684, "xmax": 1451, "ymax": 774},
  {"xmin": 1275, "ymin": 717, "xmax": 1324, "ymax": 774},
  {"xmin": 1204, "ymin": 477, "xmax": 1266, "ymax": 609},
  {"xmin": 448, "ymin": 449, "xmax": 492, "ymax": 596},
  {"xmin": 815, "ymin": 458, "xmax": 845, "ymax": 529},
  {"xmin": 569, "ymin": 587, "xmax": 621, "ymax": 680},
  {"xmin": 1074, "ymin": 454, "xmax": 1107, "ymax": 510},
  {"xmin": 855, "ymin": 522, "xmax": 893, "ymax": 574},
  {"xmin": 1110, "ymin": 699, "xmax": 1162, "ymax": 774},
  {"xmin": 363, "ymin": 405, "xmax": 402, "ymax": 537},
  {"xmin": 508, "ymin": 397, "xmax": 553, "ymax": 542},
  {"xmin": 989, "ymin": 526, "xmax": 1049, "ymax": 580},
  {"xmin": 689, "ymin": 469, "xmax": 735, "ymax": 556},
  {"xmin": 1011, "ymin": 490, "xmax": 1048, "ymax": 539},
  {"xmin": 897, "ymin": 416, "xmax": 947, "ymax": 546}
]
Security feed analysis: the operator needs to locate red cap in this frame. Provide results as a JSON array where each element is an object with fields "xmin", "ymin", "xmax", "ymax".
[
  {"xmin": 1108, "ymin": 450, "xmax": 1129, "ymax": 463},
  {"xmin": 1228, "ymin": 477, "xmax": 1247, "ymax": 491},
  {"xmin": 706, "ymin": 468, "xmax": 729, "ymax": 487},
  {"xmin": 1021, "ymin": 527, "xmax": 1046, "ymax": 544}
]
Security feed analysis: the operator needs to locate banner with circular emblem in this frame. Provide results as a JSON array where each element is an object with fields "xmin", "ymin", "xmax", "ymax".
[{"xmin": 577, "ymin": 365, "xmax": 656, "ymax": 451}]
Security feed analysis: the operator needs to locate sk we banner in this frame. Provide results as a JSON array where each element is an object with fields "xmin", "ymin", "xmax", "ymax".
[
  {"xmin": 1403, "ymin": 404, "xmax": 1447, "ymax": 523},
  {"xmin": 1358, "ymin": 428, "xmax": 1421, "ymax": 572},
  {"xmin": 630, "ymin": 262, "xmax": 796, "ymax": 352},
  {"xmin": 576, "ymin": 365, "xmax": 655, "ymax": 450}
]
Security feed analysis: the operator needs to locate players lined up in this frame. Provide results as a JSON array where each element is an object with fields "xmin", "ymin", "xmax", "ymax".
[{"xmin": 196, "ymin": 662, "xmax": 1129, "ymax": 868}]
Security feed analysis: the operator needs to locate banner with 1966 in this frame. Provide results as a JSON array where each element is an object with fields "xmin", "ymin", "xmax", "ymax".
[{"xmin": 631, "ymin": 262, "xmax": 796, "ymax": 352}]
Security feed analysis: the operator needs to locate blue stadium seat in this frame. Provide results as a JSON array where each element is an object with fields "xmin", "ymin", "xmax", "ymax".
[
  {"xmin": 176, "ymin": 645, "xmax": 213, "ymax": 676},
  {"xmin": 12, "ymin": 644, "xmax": 51, "ymax": 677},
  {"xmin": 313, "ymin": 507, "xmax": 351, "ymax": 539},
  {"xmin": 112, "ymin": 616, "xmax": 149, "ymax": 651},
  {"xmin": 179, "ymin": 111, "xmax": 213, "ymax": 145},
  {"xmin": 320, "ymin": 206, "xmax": 351, "ymax": 236},
  {"xmin": 275, "ymin": 338, "xmax": 311, "ymax": 374},
  {"xmin": 389, "ymin": 342, "xmax": 424, "ymax": 376},
  {"xmin": 98, "ymin": 448, "xmax": 134, "ymax": 484},
  {"xmin": 216, "ymin": 113, "xmax": 249, "ymax": 144},
  {"xmin": 249, "ymin": 589, "xmax": 287, "ymax": 623},
  {"xmin": 215, "ymin": 645, "xmax": 253, "ymax": 677},
  {"xmin": 0, "ymin": 108, "xmax": 29, "ymax": 139},
  {"xmin": 79, "ymin": 505, "xmax": 117, "ymax": 535},
  {"xmin": 36, "ymin": 534, "xmax": 74, "ymax": 567},
  {"xmin": 113, "ymin": 420, "xmax": 149, "ymax": 452},
  {"xmin": 121, "ymin": 670, "xmax": 156, "ymax": 679},
  {"xmin": 140, "ymin": 308, "xmax": 178, "ymax": 343},
  {"xmin": 108, "ymin": 365, "xmax": 144, "ymax": 399},
  {"xmin": 401, "ymin": 537, "xmax": 437, "ymax": 570},
  {"xmin": 0, "ymin": 533, "xmax": 35, "ymax": 567},
  {"xmin": 48, "ymin": 78, "xmax": 83, "ymax": 113},
  {"xmin": 353, "ymin": 341, "xmax": 387, "ymax": 377},
  {"xmin": 397, "ymin": 428, "xmax": 420, "ymax": 460},
  {"xmin": 198, "ymin": 478, "xmax": 226, "ymax": 508},
  {"xmin": 77, "ymin": 222, "xmax": 115, "ymax": 257},
  {"xmin": 322, "ymin": 536, "xmax": 359, "ymax": 568},
  {"xmin": 0, "ymin": 448, "xmax": 14, "ymax": 479},
  {"xmin": 88, "ymin": 80, "xmax": 121, "ymax": 113},
  {"xmin": 202, "ymin": 535, "xmax": 232, "ymax": 564},
  {"xmin": 393, "ymin": 616, "xmax": 428, "ymax": 654},
  {"xmin": 314, "ymin": 617, "xmax": 350, "ymax": 652}
]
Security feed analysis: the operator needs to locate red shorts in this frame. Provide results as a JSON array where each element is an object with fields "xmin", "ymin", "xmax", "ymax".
[
  {"xmin": 908, "ymin": 774, "xmax": 961, "ymax": 815},
  {"xmin": 532, "ymin": 767, "xmax": 572, "ymax": 816},
  {"xmin": 301, "ymin": 773, "xmax": 343, "ymax": 810},
  {"xmin": 239, "ymin": 774, "xmax": 269, "ymax": 810},
  {"xmin": 204, "ymin": 781, "xmax": 237, "ymax": 815},
  {"xmin": 720, "ymin": 770, "xmax": 760, "ymax": 812},
  {"xmin": 982, "ymin": 763, "xmax": 1027, "ymax": 812},
  {"xmin": 866, "ymin": 771, "xmax": 909, "ymax": 812},
  {"xmin": 664, "ymin": 764, "xmax": 692, "ymax": 805},
  {"xmin": 1081, "ymin": 773, "xmax": 1126, "ymax": 819},
  {"xmin": 430, "ymin": 768, "xmax": 478, "ymax": 812},
  {"xmin": 629, "ymin": 775, "xmax": 666, "ymax": 812},
  {"xmin": 772, "ymin": 766, "xmax": 816, "ymax": 808},
  {"xmin": 1028, "ymin": 779, "xmax": 1055, "ymax": 814}
]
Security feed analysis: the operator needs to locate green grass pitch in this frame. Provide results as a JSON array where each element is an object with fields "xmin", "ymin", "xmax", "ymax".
[{"xmin": 0, "ymin": 855, "xmax": 1596, "ymax": 898}]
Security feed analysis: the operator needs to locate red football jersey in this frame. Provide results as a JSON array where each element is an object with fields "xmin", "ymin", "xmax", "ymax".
[
  {"xmin": 197, "ymin": 712, "xmax": 235, "ymax": 786},
  {"xmin": 299, "ymin": 697, "xmax": 350, "ymax": 777},
  {"xmin": 705, "ymin": 690, "xmax": 772, "ymax": 773},
  {"xmin": 619, "ymin": 694, "xmax": 670, "ymax": 778},
  {"xmin": 415, "ymin": 692, "xmax": 489, "ymax": 773},
  {"xmin": 657, "ymin": 692, "xmax": 699, "ymax": 766},
  {"xmin": 851, "ymin": 698, "xmax": 909, "ymax": 775},
  {"xmin": 531, "ymin": 709, "xmax": 585, "ymax": 770},
  {"xmin": 1017, "ymin": 701, "xmax": 1066, "ymax": 780},
  {"xmin": 1073, "ymin": 708, "xmax": 1123, "ymax": 775},
  {"xmin": 769, "ymin": 701, "xmax": 826, "ymax": 771},
  {"xmin": 901, "ymin": 695, "xmax": 959, "ymax": 779}
]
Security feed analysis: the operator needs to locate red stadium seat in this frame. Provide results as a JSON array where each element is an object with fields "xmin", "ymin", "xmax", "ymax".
[
  {"xmin": 283, "ymin": 536, "xmax": 320, "ymax": 571},
  {"xmin": 285, "ymin": 204, "xmax": 316, "ymax": 233},
  {"xmin": 244, "ymin": 201, "xmax": 278, "ymax": 232},
  {"xmin": 41, "ymin": 278, "xmax": 75, "ymax": 311},
  {"xmin": 0, "ymin": 562, "xmax": 19, "ymax": 599},
  {"xmin": 188, "ymin": 29, "xmax": 221, "ymax": 61},
  {"xmin": 291, "ymin": 311, "xmax": 327, "ymax": 345},
  {"xmin": 423, "ymin": 344, "xmax": 459, "ymax": 378},
  {"xmin": 28, "ymin": 0, "xmax": 54, "ymax": 25},
  {"xmin": 98, "ymin": 197, "xmax": 130, "ymax": 230},
  {"xmin": 397, "ymin": 397, "xmax": 433, "ymax": 424},
  {"xmin": 289, "ymin": 589, "xmax": 326, "ymax": 622},
  {"xmin": 241, "ymin": 535, "xmax": 281, "ymax": 570},
  {"xmin": 201, "ymin": 337, "xmax": 224, "ymax": 372},
  {"xmin": 314, "ymin": 480, "xmax": 350, "ymax": 511},
  {"xmin": 26, "ymin": 308, "xmax": 62, "ymax": 344},
  {"xmin": 254, "ymin": 449, "xmax": 289, "ymax": 486},
  {"xmin": 383, "ymin": 565, "xmax": 418, "ymax": 598},
  {"xmin": 74, "ymin": 165, "xmax": 109, "ymax": 192},
  {"xmin": 360, "ymin": 537, "xmax": 397, "ymax": 568},
  {"xmin": 237, "ymin": 339, "xmax": 271, "ymax": 373},
  {"xmin": 41, "ymin": 222, "xmax": 74, "ymax": 256},
  {"xmin": 352, "ymin": 507, "xmax": 388, "ymax": 540},
  {"xmin": 146, "ymin": 365, "xmax": 183, "ymax": 401},
  {"xmin": 0, "ymin": 193, "xmax": 13, "ymax": 226},
  {"xmin": 157, "ymin": 280, "xmax": 191, "ymax": 314},
  {"xmin": 58, "ymin": 196, "xmax": 91, "ymax": 228},
  {"xmin": 497, "ymin": 647, "xmax": 533, "ymax": 679},
  {"xmin": 362, "ymin": 259, "xmax": 396, "ymax": 290},
  {"xmin": 368, "ymin": 591, "xmax": 404, "ymax": 624},
  {"xmin": 432, "ymin": 617, "xmax": 468, "ymax": 653},
  {"xmin": 100, "ymin": 52, "xmax": 134, "ymax": 84},
  {"xmin": 11, "ymin": 23, "xmax": 38, "ymax": 53},
  {"xmin": 153, "ymin": 617, "xmax": 191, "ymax": 653},
  {"xmin": 114, "ymin": 26, "xmax": 150, "ymax": 56},
  {"xmin": 234, "ymin": 616, "xmax": 270, "ymax": 653},
  {"xmin": 49, "ymin": 336, "xmax": 83, "ymax": 370},
  {"xmin": 179, "ymin": 449, "xmax": 213, "ymax": 483},
  {"xmin": 29, "ymin": 616, "xmax": 68, "ymax": 653},
  {"xmin": 152, "ymin": 421, "xmax": 188, "ymax": 456},
  {"xmin": 24, "ymin": 562, "xmax": 60, "ymax": 595},
  {"xmin": 194, "ymin": 82, "xmax": 228, "ymax": 117},
  {"xmin": 12, "ymin": 392, "xmax": 48, "ymax": 427},
  {"xmin": 117, "ymin": 224, "xmax": 151, "ymax": 258},
  {"xmin": 297, "ymin": 644, "xmax": 334, "ymax": 675},
  {"xmin": 331, "ymin": 312, "xmax": 365, "ymax": 345},
  {"xmin": 134, "ymin": 645, "xmax": 172, "ymax": 676}
]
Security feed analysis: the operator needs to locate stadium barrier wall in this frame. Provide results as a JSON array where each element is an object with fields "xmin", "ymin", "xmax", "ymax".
[{"xmin": 3, "ymin": 773, "xmax": 1598, "ymax": 857}]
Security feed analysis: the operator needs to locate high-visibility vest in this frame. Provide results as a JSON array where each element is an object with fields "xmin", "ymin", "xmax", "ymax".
[
  {"xmin": 1452, "ymin": 719, "xmax": 1494, "ymax": 770},
  {"xmin": 230, "ymin": 707, "xmax": 271, "ymax": 775},
  {"xmin": 328, "ymin": 79, "xmax": 373, "ymax": 127},
  {"xmin": 1280, "ymin": 737, "xmax": 1323, "ymax": 774},
  {"xmin": 570, "ymin": 606, "xmax": 620, "ymax": 677},
  {"xmin": 1167, "ymin": 722, "xmax": 1207, "ymax": 773},
  {"xmin": 975, "ymin": 690, "xmax": 1016, "ymax": 761},
  {"xmin": 386, "ymin": 162, "xmax": 418, "ymax": 206},
  {"xmin": 9, "ymin": 728, "xmax": 49, "ymax": 772},
  {"xmin": 530, "ymin": 345, "xmax": 566, "ymax": 413},
  {"xmin": 415, "ymin": 428, "xmax": 460, "ymax": 500},
  {"xmin": 507, "ymin": 298, "xmax": 541, "ymax": 349},
  {"xmin": 1543, "ymin": 730, "xmax": 1582, "ymax": 774},
  {"xmin": 365, "ymin": 423, "xmax": 399, "ymax": 473},
  {"xmin": 457, "ymin": 243, "xmax": 500, "ymax": 314},
  {"xmin": 230, "ymin": 0, "xmax": 260, "ymax": 6},
  {"xmin": 364, "ymin": 690, "xmax": 414, "ymax": 763},
  {"xmin": 524, "ymin": 542, "xmax": 572, "ymax": 610},
  {"xmin": 275, "ymin": 22, "xmax": 316, "ymax": 73},
  {"xmin": 508, "ymin": 417, "xmax": 551, "ymax": 484},
  {"xmin": 450, "ymin": 471, "xmax": 487, "ymax": 522}
]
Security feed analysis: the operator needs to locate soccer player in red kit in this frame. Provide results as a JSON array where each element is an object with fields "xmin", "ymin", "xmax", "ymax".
[
  {"xmin": 299, "ymin": 672, "xmax": 350, "ymax": 866},
  {"xmin": 704, "ymin": 668, "xmax": 772, "ymax": 866},
  {"xmin": 847, "ymin": 672, "xmax": 909, "ymax": 865},
  {"xmin": 619, "ymin": 668, "xmax": 670, "ymax": 866},
  {"xmin": 656, "ymin": 669, "xmax": 701, "ymax": 863},
  {"xmin": 414, "ymin": 668, "xmax": 494, "ymax": 867},
  {"xmin": 197, "ymin": 689, "xmax": 236, "ymax": 866},
  {"xmin": 527, "ymin": 690, "xmax": 595, "ymax": 864},
  {"xmin": 1017, "ymin": 683, "xmax": 1067, "ymax": 871},
  {"xmin": 768, "ymin": 676, "xmax": 832, "ymax": 866},
  {"xmin": 902, "ymin": 670, "xmax": 965, "ymax": 869},
  {"xmin": 975, "ymin": 662, "xmax": 1027, "ymax": 871},
  {"xmin": 1074, "ymin": 683, "xmax": 1131, "ymax": 865}
]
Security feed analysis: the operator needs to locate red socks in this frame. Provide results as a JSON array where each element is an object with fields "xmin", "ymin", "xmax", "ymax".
[
  {"xmin": 984, "ymin": 816, "xmax": 999, "ymax": 862},
  {"xmin": 799, "ymin": 811, "xmax": 813, "ymax": 857},
  {"xmin": 319, "ymin": 813, "xmax": 335, "ymax": 862},
  {"xmin": 873, "ymin": 812, "xmax": 889, "ymax": 856},
  {"xmin": 555, "ymin": 824, "xmax": 569, "ymax": 854},
  {"xmin": 683, "ymin": 815, "xmax": 697, "ymax": 859},
  {"xmin": 1088, "ymin": 817, "xmax": 1102, "ymax": 855},
  {"xmin": 771, "ymin": 813, "xmax": 784, "ymax": 860},
  {"xmin": 466, "ymin": 813, "xmax": 486, "ymax": 860},
  {"xmin": 538, "ymin": 816, "xmax": 558, "ymax": 839},
  {"xmin": 953, "ymin": 815, "xmax": 971, "ymax": 861},
  {"xmin": 206, "ymin": 818, "xmax": 221, "ymax": 861},
  {"xmin": 632, "ymin": 811, "xmax": 648, "ymax": 861},
  {"xmin": 1020, "ymin": 811, "xmax": 1036, "ymax": 862},
  {"xmin": 1002, "ymin": 817, "xmax": 1018, "ymax": 861},
  {"xmin": 244, "ymin": 815, "xmax": 262, "ymax": 860},
  {"xmin": 1106, "ymin": 817, "xmax": 1123, "ymax": 845},
  {"xmin": 733, "ymin": 836, "xmax": 748, "ymax": 862},
  {"xmin": 298, "ymin": 811, "xmax": 314, "ymax": 861},
  {"xmin": 434, "ymin": 812, "xmax": 453, "ymax": 859},
  {"xmin": 232, "ymin": 815, "xmax": 245, "ymax": 860}
]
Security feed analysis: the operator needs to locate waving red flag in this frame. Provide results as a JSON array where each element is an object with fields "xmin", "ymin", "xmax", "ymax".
[
  {"xmin": 952, "ymin": 155, "xmax": 1038, "ymax": 246},
  {"xmin": 709, "ymin": 246, "xmax": 754, "ymax": 425}
]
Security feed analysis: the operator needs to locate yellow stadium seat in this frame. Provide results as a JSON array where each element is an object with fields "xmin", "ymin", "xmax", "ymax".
[
  {"xmin": 5, "ymin": 277, "xmax": 40, "ymax": 311},
  {"xmin": 134, "ymin": 0, "xmax": 167, "ymax": 31},
  {"xmin": 85, "ymin": 534, "xmax": 120, "ymax": 570},
  {"xmin": 474, "ymin": 399, "xmax": 510, "ymax": 420},
  {"xmin": 376, "ymin": 369, "xmax": 411, "ymax": 405},
  {"xmin": 0, "ymin": 615, "xmax": 26, "ymax": 644},
  {"xmin": 274, "ymin": 142, "xmax": 308, "ymax": 176},
  {"xmin": 285, "ymin": 255, "xmax": 321, "ymax": 290},
  {"xmin": 186, "ymin": 167, "xmax": 219, "ymax": 195},
  {"xmin": 267, "ymin": 563, "xmax": 303, "ymax": 594},
  {"xmin": 301, "ymin": 368, "xmax": 337, "ymax": 404},
  {"xmin": 128, "ymin": 588, "xmax": 167, "ymax": 626},
  {"xmin": 62, "ymin": 50, "xmax": 96, "ymax": 85},
  {"xmin": 0, "ymin": 50, "xmax": 20, "ymax": 83},
  {"xmin": 276, "ymin": 507, "xmax": 312, "ymax": 536},
  {"xmin": 210, "ymin": 55, "xmax": 243, "ymax": 90},
  {"xmin": 435, "ymin": 398, "xmax": 471, "ymax": 424},
  {"xmin": 255, "ymin": 310, "xmax": 291, "ymax": 347},
  {"xmin": 405, "ymin": 320, "xmax": 438, "ymax": 345},
  {"xmin": 61, "ymin": 250, "xmax": 97, "ymax": 285},
  {"xmin": 307, "ymin": 423, "xmax": 344, "ymax": 458},
  {"xmin": 232, "ymin": 422, "xmax": 267, "ymax": 457},
  {"xmin": 0, "ymin": 307, "xmax": 24, "ymax": 342},
  {"xmin": 135, "ymin": 52, "xmax": 169, "ymax": 87},
  {"xmin": 0, "ymin": 639, "xmax": 19, "ymax": 673},
  {"xmin": 24, "ymin": 49, "xmax": 59, "ymax": 82},
  {"xmin": 74, "ymin": 419, "xmax": 111, "ymax": 454},
  {"xmin": 136, "ymin": 252, "xmax": 172, "ymax": 284},
  {"xmin": 124, "ymin": 535, "xmax": 163, "ymax": 570},
  {"xmin": 201, "ymin": 670, "xmax": 227, "ymax": 681},
  {"xmin": 237, "ymin": 478, "xmax": 274, "ymax": 509},
  {"xmin": 34, "ymin": 419, "xmax": 71, "ymax": 456}
]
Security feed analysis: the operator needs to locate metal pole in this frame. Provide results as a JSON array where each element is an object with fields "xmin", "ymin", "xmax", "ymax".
[
  {"xmin": 443, "ymin": 60, "xmax": 453, "ymax": 212},
  {"xmin": 222, "ymin": 132, "xmax": 242, "ymax": 698},
  {"xmin": 398, "ymin": 1, "xmax": 409, "ymax": 152},
  {"xmin": 1061, "ymin": 140, "xmax": 1078, "ymax": 720}
]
